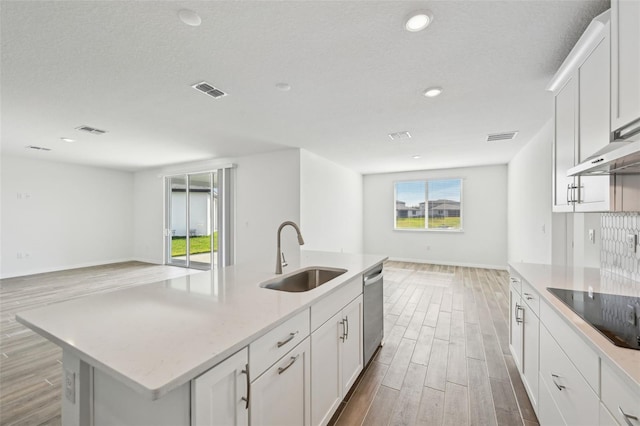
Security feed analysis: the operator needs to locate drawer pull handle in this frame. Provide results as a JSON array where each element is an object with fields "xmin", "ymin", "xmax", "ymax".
[
  {"xmin": 551, "ymin": 374, "xmax": 565, "ymax": 391},
  {"xmin": 277, "ymin": 331, "xmax": 298, "ymax": 348},
  {"xmin": 523, "ymin": 293, "xmax": 534, "ymax": 301},
  {"xmin": 278, "ymin": 355, "xmax": 299, "ymax": 375},
  {"xmin": 241, "ymin": 364, "xmax": 250, "ymax": 409},
  {"xmin": 510, "ymin": 277, "xmax": 520, "ymax": 284},
  {"xmin": 618, "ymin": 406, "xmax": 638, "ymax": 426}
]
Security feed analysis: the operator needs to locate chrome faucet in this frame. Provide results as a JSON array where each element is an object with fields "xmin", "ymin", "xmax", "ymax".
[{"xmin": 276, "ymin": 221, "xmax": 305, "ymax": 274}]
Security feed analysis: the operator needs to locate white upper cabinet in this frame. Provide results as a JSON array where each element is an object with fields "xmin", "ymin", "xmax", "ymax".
[
  {"xmin": 550, "ymin": 10, "xmax": 613, "ymax": 213},
  {"xmin": 611, "ymin": 0, "xmax": 640, "ymax": 131}
]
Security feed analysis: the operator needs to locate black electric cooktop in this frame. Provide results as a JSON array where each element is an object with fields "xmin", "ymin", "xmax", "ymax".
[{"xmin": 547, "ymin": 288, "xmax": 640, "ymax": 350}]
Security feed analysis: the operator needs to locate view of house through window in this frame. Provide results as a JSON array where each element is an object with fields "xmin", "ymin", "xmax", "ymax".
[{"xmin": 395, "ymin": 178, "xmax": 463, "ymax": 230}]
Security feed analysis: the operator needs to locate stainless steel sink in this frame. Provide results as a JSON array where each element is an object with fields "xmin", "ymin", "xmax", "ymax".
[{"xmin": 260, "ymin": 267, "xmax": 347, "ymax": 292}]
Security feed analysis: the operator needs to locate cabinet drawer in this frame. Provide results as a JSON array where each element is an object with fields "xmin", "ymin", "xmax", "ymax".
[
  {"xmin": 250, "ymin": 309, "xmax": 310, "ymax": 378},
  {"xmin": 509, "ymin": 274, "xmax": 522, "ymax": 295},
  {"xmin": 311, "ymin": 276, "xmax": 361, "ymax": 331},
  {"xmin": 522, "ymin": 280, "xmax": 540, "ymax": 317},
  {"xmin": 538, "ymin": 371, "xmax": 567, "ymax": 426},
  {"xmin": 540, "ymin": 326, "xmax": 599, "ymax": 426},
  {"xmin": 601, "ymin": 361, "xmax": 640, "ymax": 426},
  {"xmin": 540, "ymin": 300, "xmax": 599, "ymax": 392}
]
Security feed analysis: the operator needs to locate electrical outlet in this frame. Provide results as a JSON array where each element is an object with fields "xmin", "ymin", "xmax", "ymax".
[
  {"xmin": 64, "ymin": 370, "xmax": 75, "ymax": 403},
  {"xmin": 626, "ymin": 234, "xmax": 637, "ymax": 254},
  {"xmin": 588, "ymin": 229, "xmax": 595, "ymax": 243}
]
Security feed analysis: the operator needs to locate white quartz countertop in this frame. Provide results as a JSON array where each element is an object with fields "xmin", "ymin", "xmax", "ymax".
[
  {"xmin": 509, "ymin": 262, "xmax": 640, "ymax": 389},
  {"xmin": 16, "ymin": 251, "xmax": 387, "ymax": 400}
]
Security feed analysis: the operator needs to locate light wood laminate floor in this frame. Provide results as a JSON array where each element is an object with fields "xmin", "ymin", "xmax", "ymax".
[
  {"xmin": 0, "ymin": 262, "xmax": 197, "ymax": 425},
  {"xmin": 332, "ymin": 261, "xmax": 539, "ymax": 426},
  {"xmin": 0, "ymin": 261, "xmax": 537, "ymax": 426}
]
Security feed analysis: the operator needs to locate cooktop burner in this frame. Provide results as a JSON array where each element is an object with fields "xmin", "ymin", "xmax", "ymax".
[{"xmin": 547, "ymin": 288, "xmax": 640, "ymax": 350}]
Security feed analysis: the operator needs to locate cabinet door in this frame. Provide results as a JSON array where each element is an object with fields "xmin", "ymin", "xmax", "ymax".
[
  {"xmin": 192, "ymin": 348, "xmax": 248, "ymax": 426},
  {"xmin": 522, "ymin": 310, "xmax": 539, "ymax": 409},
  {"xmin": 311, "ymin": 312, "xmax": 342, "ymax": 426},
  {"xmin": 612, "ymin": 0, "xmax": 640, "ymax": 130},
  {"xmin": 576, "ymin": 27, "xmax": 612, "ymax": 212},
  {"xmin": 509, "ymin": 288, "xmax": 524, "ymax": 372},
  {"xmin": 341, "ymin": 295, "xmax": 363, "ymax": 396},
  {"xmin": 553, "ymin": 76, "xmax": 577, "ymax": 212},
  {"xmin": 250, "ymin": 338, "xmax": 311, "ymax": 426}
]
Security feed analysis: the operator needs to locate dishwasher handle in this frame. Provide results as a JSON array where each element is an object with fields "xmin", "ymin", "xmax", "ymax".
[{"xmin": 364, "ymin": 271, "xmax": 383, "ymax": 287}]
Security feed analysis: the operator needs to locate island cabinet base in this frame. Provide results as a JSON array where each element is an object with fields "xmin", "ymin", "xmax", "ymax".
[{"xmin": 62, "ymin": 351, "xmax": 191, "ymax": 426}]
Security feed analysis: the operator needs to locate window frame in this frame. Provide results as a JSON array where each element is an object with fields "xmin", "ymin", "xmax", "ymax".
[{"xmin": 393, "ymin": 178, "xmax": 464, "ymax": 232}]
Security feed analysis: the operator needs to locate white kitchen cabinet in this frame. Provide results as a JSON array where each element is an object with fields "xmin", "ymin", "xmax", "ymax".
[
  {"xmin": 551, "ymin": 11, "xmax": 613, "ymax": 213},
  {"xmin": 611, "ymin": 0, "xmax": 640, "ymax": 131},
  {"xmin": 601, "ymin": 360, "xmax": 640, "ymax": 426},
  {"xmin": 509, "ymin": 281, "xmax": 524, "ymax": 371},
  {"xmin": 553, "ymin": 75, "xmax": 578, "ymax": 212},
  {"xmin": 192, "ymin": 348, "xmax": 249, "ymax": 426},
  {"xmin": 509, "ymin": 275, "xmax": 539, "ymax": 411},
  {"xmin": 539, "ymin": 325, "xmax": 599, "ymax": 426},
  {"xmin": 311, "ymin": 295, "xmax": 363, "ymax": 426},
  {"xmin": 250, "ymin": 337, "xmax": 311, "ymax": 426}
]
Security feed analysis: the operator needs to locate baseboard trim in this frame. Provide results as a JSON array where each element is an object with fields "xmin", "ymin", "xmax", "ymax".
[{"xmin": 387, "ymin": 256, "xmax": 508, "ymax": 271}]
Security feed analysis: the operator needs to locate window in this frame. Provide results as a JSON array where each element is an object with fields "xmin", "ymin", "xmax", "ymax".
[{"xmin": 394, "ymin": 178, "xmax": 463, "ymax": 231}]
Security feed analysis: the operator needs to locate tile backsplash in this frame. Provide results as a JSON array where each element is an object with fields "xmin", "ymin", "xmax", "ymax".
[{"xmin": 601, "ymin": 213, "xmax": 640, "ymax": 282}]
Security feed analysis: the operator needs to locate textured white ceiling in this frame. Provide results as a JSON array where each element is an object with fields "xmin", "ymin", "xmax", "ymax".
[{"xmin": 1, "ymin": 1, "xmax": 609, "ymax": 173}]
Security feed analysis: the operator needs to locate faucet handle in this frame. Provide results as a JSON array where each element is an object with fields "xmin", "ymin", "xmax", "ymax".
[{"xmin": 281, "ymin": 252, "xmax": 288, "ymax": 268}]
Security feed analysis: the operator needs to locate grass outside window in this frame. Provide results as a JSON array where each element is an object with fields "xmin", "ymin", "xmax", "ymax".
[{"xmin": 171, "ymin": 232, "xmax": 218, "ymax": 256}]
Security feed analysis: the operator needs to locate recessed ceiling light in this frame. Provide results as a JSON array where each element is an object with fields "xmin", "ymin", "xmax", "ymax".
[
  {"xmin": 424, "ymin": 87, "xmax": 443, "ymax": 97},
  {"xmin": 178, "ymin": 9, "xmax": 201, "ymax": 27},
  {"xmin": 60, "ymin": 137, "xmax": 75, "ymax": 143},
  {"xmin": 412, "ymin": 155, "xmax": 421, "ymax": 159},
  {"xmin": 275, "ymin": 83, "xmax": 291, "ymax": 92},
  {"xmin": 388, "ymin": 131, "xmax": 412, "ymax": 141},
  {"xmin": 405, "ymin": 11, "xmax": 433, "ymax": 32}
]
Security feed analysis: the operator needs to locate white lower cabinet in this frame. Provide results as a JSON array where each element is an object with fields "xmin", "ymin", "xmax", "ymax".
[
  {"xmin": 311, "ymin": 295, "xmax": 363, "ymax": 426},
  {"xmin": 250, "ymin": 337, "xmax": 311, "ymax": 426},
  {"xmin": 509, "ymin": 275, "xmax": 539, "ymax": 410},
  {"xmin": 601, "ymin": 360, "xmax": 640, "ymax": 426},
  {"xmin": 192, "ymin": 348, "xmax": 249, "ymax": 426},
  {"xmin": 540, "ymin": 324, "xmax": 599, "ymax": 425},
  {"xmin": 538, "ymin": 372, "xmax": 566, "ymax": 426}
]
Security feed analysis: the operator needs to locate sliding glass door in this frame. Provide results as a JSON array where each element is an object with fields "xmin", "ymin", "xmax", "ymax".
[{"xmin": 165, "ymin": 169, "xmax": 232, "ymax": 270}]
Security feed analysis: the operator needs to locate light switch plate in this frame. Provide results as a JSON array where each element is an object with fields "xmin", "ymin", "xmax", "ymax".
[
  {"xmin": 64, "ymin": 369, "xmax": 75, "ymax": 404},
  {"xmin": 588, "ymin": 229, "xmax": 595, "ymax": 243}
]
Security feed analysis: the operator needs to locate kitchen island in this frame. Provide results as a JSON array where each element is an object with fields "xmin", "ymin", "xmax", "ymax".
[{"xmin": 16, "ymin": 250, "xmax": 387, "ymax": 426}]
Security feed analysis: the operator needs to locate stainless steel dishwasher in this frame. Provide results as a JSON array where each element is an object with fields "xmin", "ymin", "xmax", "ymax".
[{"xmin": 363, "ymin": 264, "xmax": 384, "ymax": 366}]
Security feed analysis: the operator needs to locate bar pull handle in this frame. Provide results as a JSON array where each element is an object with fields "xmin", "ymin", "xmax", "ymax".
[
  {"xmin": 523, "ymin": 292, "xmax": 534, "ymax": 301},
  {"xmin": 551, "ymin": 374, "xmax": 565, "ymax": 391},
  {"xmin": 340, "ymin": 319, "xmax": 346, "ymax": 341},
  {"xmin": 515, "ymin": 303, "xmax": 524, "ymax": 324},
  {"xmin": 344, "ymin": 316, "xmax": 349, "ymax": 340},
  {"xmin": 278, "ymin": 355, "xmax": 299, "ymax": 375},
  {"xmin": 241, "ymin": 364, "xmax": 250, "ymax": 409},
  {"xmin": 277, "ymin": 331, "xmax": 298, "ymax": 348},
  {"xmin": 618, "ymin": 406, "xmax": 638, "ymax": 426}
]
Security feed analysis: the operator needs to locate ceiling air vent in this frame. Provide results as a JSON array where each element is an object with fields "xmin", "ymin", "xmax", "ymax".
[
  {"xmin": 76, "ymin": 125, "xmax": 108, "ymax": 135},
  {"xmin": 388, "ymin": 131, "xmax": 412, "ymax": 141},
  {"xmin": 26, "ymin": 145, "xmax": 52, "ymax": 151},
  {"xmin": 487, "ymin": 131, "xmax": 518, "ymax": 142},
  {"xmin": 192, "ymin": 81, "xmax": 228, "ymax": 99}
]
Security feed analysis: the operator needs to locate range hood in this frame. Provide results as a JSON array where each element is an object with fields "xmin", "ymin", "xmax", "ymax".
[{"xmin": 568, "ymin": 118, "xmax": 640, "ymax": 176}]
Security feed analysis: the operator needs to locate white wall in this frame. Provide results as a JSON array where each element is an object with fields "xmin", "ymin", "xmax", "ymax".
[
  {"xmin": 507, "ymin": 120, "xmax": 555, "ymax": 264},
  {"xmin": 234, "ymin": 149, "xmax": 301, "ymax": 265},
  {"xmin": 300, "ymin": 150, "xmax": 363, "ymax": 254},
  {"xmin": 132, "ymin": 169, "xmax": 164, "ymax": 264},
  {"xmin": 363, "ymin": 165, "xmax": 508, "ymax": 269},
  {"xmin": 1, "ymin": 155, "xmax": 134, "ymax": 278}
]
